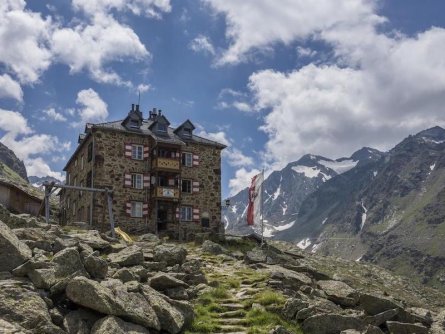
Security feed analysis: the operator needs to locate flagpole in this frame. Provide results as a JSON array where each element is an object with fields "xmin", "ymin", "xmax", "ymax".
[{"xmin": 261, "ymin": 168, "xmax": 264, "ymax": 247}]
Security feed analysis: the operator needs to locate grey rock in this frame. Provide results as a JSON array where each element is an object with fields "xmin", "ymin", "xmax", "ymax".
[
  {"xmin": 108, "ymin": 245, "xmax": 144, "ymax": 267},
  {"xmin": 0, "ymin": 278, "xmax": 63, "ymax": 333},
  {"xmin": 302, "ymin": 314, "xmax": 366, "ymax": 334},
  {"xmin": 150, "ymin": 273, "xmax": 188, "ymax": 291},
  {"xmin": 28, "ymin": 267, "xmax": 57, "ymax": 289},
  {"xmin": 53, "ymin": 247, "xmax": 87, "ymax": 278},
  {"xmin": 91, "ymin": 316, "xmax": 150, "ymax": 334},
  {"xmin": 142, "ymin": 261, "xmax": 167, "ymax": 271},
  {"xmin": 113, "ymin": 268, "xmax": 139, "ymax": 283},
  {"xmin": 63, "ymin": 309, "xmax": 100, "ymax": 334},
  {"xmin": 181, "ymin": 259, "xmax": 202, "ymax": 274},
  {"xmin": 84, "ymin": 255, "xmax": 108, "ymax": 279},
  {"xmin": 245, "ymin": 248, "xmax": 267, "ymax": 264},
  {"xmin": 53, "ymin": 237, "xmax": 79, "ymax": 253},
  {"xmin": 269, "ymin": 325, "xmax": 295, "ymax": 334},
  {"xmin": 201, "ymin": 240, "xmax": 226, "ymax": 255},
  {"xmin": 283, "ymin": 298, "xmax": 309, "ymax": 319},
  {"xmin": 153, "ymin": 244, "xmax": 187, "ymax": 266},
  {"xmin": 364, "ymin": 308, "xmax": 398, "ymax": 326},
  {"xmin": 49, "ymin": 308, "xmax": 64, "ymax": 327},
  {"xmin": 165, "ymin": 286, "xmax": 189, "ymax": 300},
  {"xmin": 138, "ymin": 233, "xmax": 160, "ymax": 244},
  {"xmin": 317, "ymin": 280, "xmax": 359, "ymax": 307},
  {"xmin": 66, "ymin": 276, "xmax": 160, "ymax": 330},
  {"xmin": 359, "ymin": 293, "xmax": 403, "ymax": 316},
  {"xmin": 386, "ymin": 321, "xmax": 429, "ymax": 334},
  {"xmin": 0, "ymin": 318, "xmax": 30, "ymax": 333},
  {"xmin": 69, "ymin": 230, "xmax": 110, "ymax": 250},
  {"xmin": 0, "ymin": 220, "xmax": 32, "ymax": 272}
]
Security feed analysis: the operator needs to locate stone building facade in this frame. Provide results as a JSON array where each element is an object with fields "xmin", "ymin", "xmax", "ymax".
[{"xmin": 61, "ymin": 105, "xmax": 226, "ymax": 238}]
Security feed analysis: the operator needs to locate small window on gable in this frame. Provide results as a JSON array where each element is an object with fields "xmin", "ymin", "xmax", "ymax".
[
  {"xmin": 157, "ymin": 123, "xmax": 167, "ymax": 132},
  {"xmin": 183, "ymin": 128, "xmax": 192, "ymax": 137},
  {"xmin": 129, "ymin": 119, "xmax": 139, "ymax": 128}
]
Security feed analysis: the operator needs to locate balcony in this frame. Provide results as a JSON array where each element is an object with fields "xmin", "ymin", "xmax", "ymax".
[
  {"xmin": 153, "ymin": 186, "xmax": 180, "ymax": 200},
  {"xmin": 152, "ymin": 158, "xmax": 180, "ymax": 171}
]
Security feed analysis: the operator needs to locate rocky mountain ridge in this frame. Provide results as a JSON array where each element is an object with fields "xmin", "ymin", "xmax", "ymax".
[{"xmin": 0, "ymin": 142, "xmax": 28, "ymax": 181}]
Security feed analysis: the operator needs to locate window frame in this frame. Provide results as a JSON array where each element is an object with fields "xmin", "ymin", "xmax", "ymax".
[
  {"xmin": 132, "ymin": 144, "xmax": 144, "ymax": 160},
  {"xmin": 87, "ymin": 142, "xmax": 93, "ymax": 162},
  {"xmin": 131, "ymin": 173, "xmax": 143, "ymax": 189},
  {"xmin": 181, "ymin": 179, "xmax": 192, "ymax": 193},
  {"xmin": 180, "ymin": 206, "xmax": 193, "ymax": 221},
  {"xmin": 131, "ymin": 202, "xmax": 143, "ymax": 218},
  {"xmin": 81, "ymin": 155, "xmax": 84, "ymax": 170},
  {"xmin": 157, "ymin": 123, "xmax": 167, "ymax": 133},
  {"xmin": 181, "ymin": 152, "xmax": 193, "ymax": 167}
]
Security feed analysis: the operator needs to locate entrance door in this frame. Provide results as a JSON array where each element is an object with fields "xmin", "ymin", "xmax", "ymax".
[{"xmin": 157, "ymin": 209, "xmax": 168, "ymax": 231}]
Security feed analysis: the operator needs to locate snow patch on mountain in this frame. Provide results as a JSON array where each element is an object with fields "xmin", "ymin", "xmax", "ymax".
[
  {"xmin": 272, "ymin": 179, "xmax": 282, "ymax": 200},
  {"xmin": 430, "ymin": 163, "xmax": 436, "ymax": 171},
  {"xmin": 319, "ymin": 159, "xmax": 358, "ymax": 174},
  {"xmin": 360, "ymin": 201, "xmax": 368, "ymax": 230},
  {"xmin": 275, "ymin": 220, "xmax": 295, "ymax": 231},
  {"xmin": 292, "ymin": 165, "xmax": 332, "ymax": 181},
  {"xmin": 297, "ymin": 238, "xmax": 312, "ymax": 250},
  {"xmin": 321, "ymin": 218, "xmax": 328, "ymax": 225}
]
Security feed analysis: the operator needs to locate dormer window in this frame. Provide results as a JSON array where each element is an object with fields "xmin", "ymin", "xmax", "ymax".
[
  {"xmin": 183, "ymin": 128, "xmax": 192, "ymax": 137},
  {"xmin": 158, "ymin": 123, "xmax": 167, "ymax": 132},
  {"xmin": 129, "ymin": 119, "xmax": 139, "ymax": 128}
]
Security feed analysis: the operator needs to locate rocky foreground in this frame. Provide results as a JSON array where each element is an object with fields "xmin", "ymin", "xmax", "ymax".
[{"xmin": 0, "ymin": 204, "xmax": 444, "ymax": 334}]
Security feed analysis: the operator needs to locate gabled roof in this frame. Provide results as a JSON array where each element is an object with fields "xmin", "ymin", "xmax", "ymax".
[
  {"xmin": 148, "ymin": 114, "xmax": 170, "ymax": 130},
  {"xmin": 174, "ymin": 119, "xmax": 195, "ymax": 134}
]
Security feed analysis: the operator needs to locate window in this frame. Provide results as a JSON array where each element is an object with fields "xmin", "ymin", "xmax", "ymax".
[
  {"xmin": 67, "ymin": 172, "xmax": 70, "ymax": 185},
  {"xmin": 183, "ymin": 128, "xmax": 192, "ymax": 137},
  {"xmin": 73, "ymin": 177, "xmax": 77, "ymax": 187},
  {"xmin": 131, "ymin": 174, "xmax": 143, "ymax": 189},
  {"xmin": 79, "ymin": 181, "xmax": 83, "ymax": 197},
  {"xmin": 180, "ymin": 206, "xmax": 192, "ymax": 221},
  {"xmin": 87, "ymin": 142, "xmax": 93, "ymax": 162},
  {"xmin": 86, "ymin": 171, "xmax": 92, "ymax": 187},
  {"xmin": 181, "ymin": 179, "xmax": 192, "ymax": 193},
  {"xmin": 182, "ymin": 152, "xmax": 192, "ymax": 167},
  {"xmin": 158, "ymin": 123, "xmax": 167, "ymax": 132},
  {"xmin": 129, "ymin": 119, "xmax": 139, "ymax": 128},
  {"xmin": 81, "ymin": 155, "xmax": 84, "ymax": 170},
  {"xmin": 131, "ymin": 202, "xmax": 143, "ymax": 218},
  {"xmin": 74, "ymin": 159, "xmax": 78, "ymax": 167},
  {"xmin": 132, "ymin": 145, "xmax": 143, "ymax": 160},
  {"xmin": 72, "ymin": 201, "xmax": 76, "ymax": 216}
]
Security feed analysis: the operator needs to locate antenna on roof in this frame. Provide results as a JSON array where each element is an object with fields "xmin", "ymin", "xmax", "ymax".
[{"xmin": 137, "ymin": 90, "xmax": 141, "ymax": 105}]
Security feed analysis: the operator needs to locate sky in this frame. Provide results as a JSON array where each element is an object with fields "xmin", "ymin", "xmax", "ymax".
[{"xmin": 1, "ymin": 0, "xmax": 445, "ymax": 198}]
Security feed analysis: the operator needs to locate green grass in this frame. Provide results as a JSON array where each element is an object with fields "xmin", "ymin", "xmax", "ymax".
[
  {"xmin": 245, "ymin": 309, "xmax": 303, "ymax": 334},
  {"xmin": 253, "ymin": 289, "xmax": 286, "ymax": 307}
]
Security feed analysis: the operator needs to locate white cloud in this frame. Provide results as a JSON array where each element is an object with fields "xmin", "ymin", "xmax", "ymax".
[
  {"xmin": 137, "ymin": 83, "xmax": 151, "ymax": 93},
  {"xmin": 223, "ymin": 148, "xmax": 254, "ymax": 167},
  {"xmin": 0, "ymin": 108, "xmax": 69, "ymax": 180},
  {"xmin": 25, "ymin": 157, "xmax": 64, "ymax": 181},
  {"xmin": 195, "ymin": 128, "xmax": 231, "ymax": 147},
  {"xmin": 75, "ymin": 88, "xmax": 108, "ymax": 124},
  {"xmin": 51, "ymin": 14, "xmax": 149, "ymax": 86},
  {"xmin": 0, "ymin": 74, "xmax": 23, "ymax": 101},
  {"xmin": 203, "ymin": 0, "xmax": 383, "ymax": 65},
  {"xmin": 43, "ymin": 108, "xmax": 67, "ymax": 122},
  {"xmin": 229, "ymin": 167, "xmax": 260, "ymax": 196},
  {"xmin": 189, "ymin": 35, "xmax": 215, "ymax": 55},
  {"xmin": 296, "ymin": 46, "xmax": 317, "ymax": 58},
  {"xmin": 217, "ymin": 88, "xmax": 253, "ymax": 112},
  {"xmin": 0, "ymin": 0, "xmax": 53, "ymax": 83},
  {"xmin": 72, "ymin": 0, "xmax": 171, "ymax": 19}
]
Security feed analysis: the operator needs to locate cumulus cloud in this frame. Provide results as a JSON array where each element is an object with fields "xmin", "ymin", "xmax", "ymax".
[
  {"xmin": 25, "ymin": 157, "xmax": 65, "ymax": 181},
  {"xmin": 137, "ymin": 83, "xmax": 151, "ymax": 93},
  {"xmin": 228, "ymin": 167, "xmax": 260, "ymax": 196},
  {"xmin": 0, "ymin": 74, "xmax": 23, "ymax": 101},
  {"xmin": 203, "ymin": 0, "xmax": 382, "ymax": 65},
  {"xmin": 217, "ymin": 88, "xmax": 253, "ymax": 112},
  {"xmin": 223, "ymin": 148, "xmax": 254, "ymax": 167},
  {"xmin": 189, "ymin": 35, "xmax": 215, "ymax": 55},
  {"xmin": 75, "ymin": 88, "xmax": 108, "ymax": 124},
  {"xmin": 0, "ymin": 108, "xmax": 69, "ymax": 179},
  {"xmin": 195, "ymin": 127, "xmax": 231, "ymax": 146},
  {"xmin": 43, "ymin": 108, "xmax": 67, "ymax": 122}
]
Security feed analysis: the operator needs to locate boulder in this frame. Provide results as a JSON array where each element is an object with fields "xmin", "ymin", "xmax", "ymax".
[
  {"xmin": 84, "ymin": 255, "xmax": 108, "ymax": 279},
  {"xmin": 364, "ymin": 309, "xmax": 398, "ymax": 326},
  {"xmin": 150, "ymin": 273, "xmax": 188, "ymax": 291},
  {"xmin": 138, "ymin": 233, "xmax": 160, "ymax": 244},
  {"xmin": 153, "ymin": 244, "xmax": 187, "ymax": 266},
  {"xmin": 91, "ymin": 316, "xmax": 150, "ymax": 334},
  {"xmin": 302, "ymin": 314, "xmax": 366, "ymax": 334},
  {"xmin": 165, "ymin": 287, "xmax": 189, "ymax": 300},
  {"xmin": 0, "ymin": 318, "xmax": 30, "ymax": 333},
  {"xmin": 201, "ymin": 240, "xmax": 226, "ymax": 255},
  {"xmin": 28, "ymin": 267, "xmax": 57, "ymax": 289},
  {"xmin": 0, "ymin": 278, "xmax": 63, "ymax": 333},
  {"xmin": 63, "ymin": 309, "xmax": 101, "ymax": 334},
  {"xmin": 66, "ymin": 276, "xmax": 160, "ymax": 330},
  {"xmin": 0, "ymin": 220, "xmax": 32, "ymax": 272},
  {"xmin": 269, "ymin": 267, "xmax": 312, "ymax": 290},
  {"xmin": 283, "ymin": 297, "xmax": 310, "ymax": 319},
  {"xmin": 53, "ymin": 247, "xmax": 87, "ymax": 278},
  {"xmin": 69, "ymin": 230, "xmax": 110, "ymax": 250},
  {"xmin": 53, "ymin": 237, "xmax": 79, "ymax": 253},
  {"xmin": 113, "ymin": 268, "xmax": 139, "ymax": 283},
  {"xmin": 359, "ymin": 293, "xmax": 403, "ymax": 316},
  {"xmin": 317, "ymin": 280, "xmax": 359, "ymax": 307},
  {"xmin": 142, "ymin": 285, "xmax": 192, "ymax": 334},
  {"xmin": 245, "ymin": 248, "xmax": 267, "ymax": 264},
  {"xmin": 269, "ymin": 325, "xmax": 295, "ymax": 334},
  {"xmin": 108, "ymin": 245, "xmax": 144, "ymax": 267},
  {"xmin": 386, "ymin": 321, "xmax": 429, "ymax": 334}
]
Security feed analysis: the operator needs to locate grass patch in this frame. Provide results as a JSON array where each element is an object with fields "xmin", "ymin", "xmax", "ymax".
[
  {"xmin": 245, "ymin": 308, "xmax": 303, "ymax": 334},
  {"xmin": 253, "ymin": 289, "xmax": 286, "ymax": 306},
  {"xmin": 226, "ymin": 277, "xmax": 241, "ymax": 289},
  {"xmin": 209, "ymin": 285, "xmax": 230, "ymax": 299},
  {"xmin": 224, "ymin": 238, "xmax": 257, "ymax": 253}
]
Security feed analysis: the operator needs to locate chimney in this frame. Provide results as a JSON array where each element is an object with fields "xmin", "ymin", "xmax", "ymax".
[
  {"xmin": 135, "ymin": 104, "xmax": 139, "ymax": 112},
  {"xmin": 131, "ymin": 103, "xmax": 134, "ymax": 112},
  {"xmin": 158, "ymin": 109, "xmax": 162, "ymax": 116}
]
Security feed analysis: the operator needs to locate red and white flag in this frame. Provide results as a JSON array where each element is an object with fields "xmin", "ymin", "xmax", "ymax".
[{"xmin": 247, "ymin": 172, "xmax": 264, "ymax": 226}]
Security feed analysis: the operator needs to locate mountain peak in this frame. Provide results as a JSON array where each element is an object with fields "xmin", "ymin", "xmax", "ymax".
[
  {"xmin": 0, "ymin": 142, "xmax": 28, "ymax": 181},
  {"xmin": 415, "ymin": 126, "xmax": 445, "ymax": 141},
  {"xmin": 350, "ymin": 147, "xmax": 383, "ymax": 162}
]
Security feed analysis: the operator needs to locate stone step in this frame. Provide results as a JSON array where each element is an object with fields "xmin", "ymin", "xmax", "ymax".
[
  {"xmin": 217, "ymin": 318, "xmax": 248, "ymax": 326},
  {"xmin": 217, "ymin": 325, "xmax": 248, "ymax": 333},
  {"xmin": 219, "ymin": 310, "xmax": 246, "ymax": 318},
  {"xmin": 219, "ymin": 303, "xmax": 245, "ymax": 310}
]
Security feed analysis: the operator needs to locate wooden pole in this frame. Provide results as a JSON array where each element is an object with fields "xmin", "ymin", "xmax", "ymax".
[
  {"xmin": 106, "ymin": 189, "xmax": 115, "ymax": 238},
  {"xmin": 44, "ymin": 185, "xmax": 50, "ymax": 224}
]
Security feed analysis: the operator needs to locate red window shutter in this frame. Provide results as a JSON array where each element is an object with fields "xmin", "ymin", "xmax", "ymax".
[
  {"xmin": 168, "ymin": 178, "xmax": 175, "ymax": 186},
  {"xmin": 193, "ymin": 207, "xmax": 200, "ymax": 221},
  {"xmin": 192, "ymin": 181, "xmax": 200, "ymax": 193},
  {"xmin": 175, "ymin": 207, "xmax": 180, "ymax": 219},
  {"xmin": 124, "ymin": 143, "xmax": 132, "ymax": 158},
  {"xmin": 193, "ymin": 154, "xmax": 199, "ymax": 166},
  {"xmin": 143, "ymin": 174, "xmax": 150, "ymax": 188},
  {"xmin": 143, "ymin": 203, "xmax": 149, "ymax": 216},
  {"xmin": 124, "ymin": 173, "xmax": 132, "ymax": 187},
  {"xmin": 143, "ymin": 146, "xmax": 149, "ymax": 159},
  {"xmin": 125, "ymin": 202, "xmax": 132, "ymax": 215}
]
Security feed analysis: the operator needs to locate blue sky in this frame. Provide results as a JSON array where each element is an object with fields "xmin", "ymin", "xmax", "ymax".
[{"xmin": 1, "ymin": 0, "xmax": 445, "ymax": 198}]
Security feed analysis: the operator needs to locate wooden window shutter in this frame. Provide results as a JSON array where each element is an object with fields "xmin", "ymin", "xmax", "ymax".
[
  {"xmin": 124, "ymin": 173, "xmax": 131, "ymax": 187},
  {"xmin": 193, "ymin": 154, "xmax": 200, "ymax": 166},
  {"xmin": 143, "ymin": 174, "xmax": 150, "ymax": 188},
  {"xmin": 124, "ymin": 143, "xmax": 132, "ymax": 158},
  {"xmin": 125, "ymin": 202, "xmax": 132, "ymax": 215},
  {"xmin": 175, "ymin": 207, "xmax": 180, "ymax": 219},
  {"xmin": 193, "ymin": 207, "xmax": 200, "ymax": 221},
  {"xmin": 143, "ymin": 145, "xmax": 149, "ymax": 159},
  {"xmin": 143, "ymin": 203, "xmax": 149, "ymax": 216},
  {"xmin": 192, "ymin": 181, "xmax": 200, "ymax": 193}
]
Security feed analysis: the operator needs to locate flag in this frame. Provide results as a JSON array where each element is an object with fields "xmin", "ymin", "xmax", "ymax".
[{"xmin": 247, "ymin": 172, "xmax": 264, "ymax": 226}]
